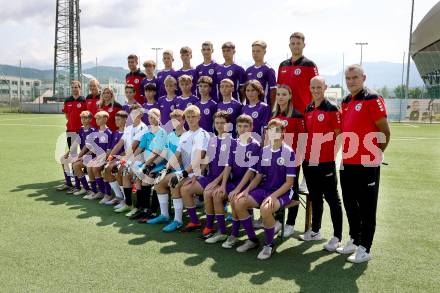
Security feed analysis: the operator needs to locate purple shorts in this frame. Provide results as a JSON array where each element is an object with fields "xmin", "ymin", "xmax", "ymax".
[
  {"xmin": 249, "ymin": 188, "xmax": 295, "ymax": 208},
  {"xmin": 226, "ymin": 182, "xmax": 238, "ymax": 193},
  {"xmin": 197, "ymin": 176, "xmax": 216, "ymax": 189}
]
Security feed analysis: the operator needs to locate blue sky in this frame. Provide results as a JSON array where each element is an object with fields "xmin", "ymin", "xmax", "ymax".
[{"xmin": 0, "ymin": 0, "xmax": 438, "ymax": 75}]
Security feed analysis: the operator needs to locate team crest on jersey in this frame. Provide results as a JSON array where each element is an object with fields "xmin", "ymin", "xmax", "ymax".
[
  {"xmin": 208, "ymin": 69, "xmax": 214, "ymax": 75},
  {"xmin": 294, "ymin": 68, "xmax": 302, "ymax": 76},
  {"xmin": 355, "ymin": 103, "xmax": 362, "ymax": 111},
  {"xmin": 227, "ymin": 108, "xmax": 233, "ymax": 114},
  {"xmin": 204, "ymin": 108, "xmax": 210, "ymax": 115},
  {"xmin": 220, "ymin": 144, "xmax": 227, "ymax": 151},
  {"xmin": 76, "ymin": 103, "xmax": 81, "ymax": 108},
  {"xmin": 282, "ymin": 120, "xmax": 288, "ymax": 127},
  {"xmin": 108, "ymin": 108, "xmax": 113, "ymax": 113},
  {"xmin": 257, "ymin": 72, "xmax": 263, "ymax": 78},
  {"xmin": 317, "ymin": 113, "xmax": 324, "ymax": 121},
  {"xmin": 134, "ymin": 79, "xmax": 139, "ymax": 84},
  {"xmin": 251, "ymin": 111, "xmax": 258, "ymax": 119},
  {"xmin": 277, "ymin": 157, "xmax": 285, "ymax": 166},
  {"xmin": 227, "ymin": 70, "xmax": 233, "ymax": 77}
]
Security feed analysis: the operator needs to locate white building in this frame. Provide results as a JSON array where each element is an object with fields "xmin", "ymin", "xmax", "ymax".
[{"xmin": 0, "ymin": 75, "xmax": 42, "ymax": 102}]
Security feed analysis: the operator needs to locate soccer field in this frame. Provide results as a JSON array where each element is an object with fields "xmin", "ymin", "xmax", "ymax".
[{"xmin": 0, "ymin": 113, "xmax": 438, "ymax": 292}]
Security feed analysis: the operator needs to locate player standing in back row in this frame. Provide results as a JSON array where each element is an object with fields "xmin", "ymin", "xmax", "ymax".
[{"xmin": 125, "ymin": 54, "xmax": 146, "ymax": 105}]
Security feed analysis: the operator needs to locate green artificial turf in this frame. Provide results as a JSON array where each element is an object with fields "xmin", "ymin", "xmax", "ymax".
[{"xmin": 0, "ymin": 114, "xmax": 438, "ymax": 292}]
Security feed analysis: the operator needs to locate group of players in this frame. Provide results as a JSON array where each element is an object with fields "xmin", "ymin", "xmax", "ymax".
[{"xmin": 56, "ymin": 32, "xmax": 390, "ymax": 263}]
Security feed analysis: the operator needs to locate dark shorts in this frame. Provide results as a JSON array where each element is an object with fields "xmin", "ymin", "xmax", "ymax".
[{"xmin": 249, "ymin": 188, "xmax": 296, "ymax": 208}]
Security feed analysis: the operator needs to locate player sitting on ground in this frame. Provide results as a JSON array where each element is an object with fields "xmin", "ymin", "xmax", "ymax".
[
  {"xmin": 148, "ymin": 109, "xmax": 187, "ymax": 230},
  {"xmin": 102, "ymin": 110, "xmax": 128, "ymax": 206},
  {"xmin": 221, "ymin": 114, "xmax": 261, "ymax": 249},
  {"xmin": 233, "ymin": 119, "xmax": 298, "ymax": 260},
  {"xmin": 180, "ymin": 111, "xmax": 232, "ymax": 241}
]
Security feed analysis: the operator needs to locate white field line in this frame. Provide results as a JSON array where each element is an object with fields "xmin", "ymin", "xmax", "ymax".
[
  {"xmin": 393, "ymin": 137, "xmax": 440, "ymax": 141},
  {"xmin": 0, "ymin": 116, "xmax": 58, "ymax": 122},
  {"xmin": 401, "ymin": 124, "xmax": 419, "ymax": 128},
  {"xmin": 0, "ymin": 123, "xmax": 64, "ymax": 127}
]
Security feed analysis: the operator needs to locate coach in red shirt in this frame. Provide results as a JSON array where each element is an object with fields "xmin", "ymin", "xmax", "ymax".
[
  {"xmin": 301, "ymin": 76, "xmax": 343, "ymax": 251},
  {"xmin": 337, "ymin": 64, "xmax": 390, "ymax": 263},
  {"xmin": 62, "ymin": 80, "xmax": 87, "ymax": 148},
  {"xmin": 126, "ymin": 54, "xmax": 146, "ymax": 105},
  {"xmin": 277, "ymin": 32, "xmax": 319, "ymax": 114}
]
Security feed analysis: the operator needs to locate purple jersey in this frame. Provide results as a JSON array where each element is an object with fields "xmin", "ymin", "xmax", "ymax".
[
  {"xmin": 228, "ymin": 138, "xmax": 260, "ymax": 184},
  {"xmin": 195, "ymin": 99, "xmax": 217, "ymax": 133},
  {"xmin": 87, "ymin": 128, "xmax": 113, "ymax": 156},
  {"xmin": 175, "ymin": 68, "xmax": 197, "ymax": 95},
  {"xmin": 156, "ymin": 69, "xmax": 177, "ymax": 98},
  {"xmin": 78, "ymin": 126, "xmax": 96, "ymax": 150},
  {"xmin": 251, "ymin": 144, "xmax": 296, "ymax": 192},
  {"xmin": 122, "ymin": 101, "xmax": 141, "ymax": 113},
  {"xmin": 241, "ymin": 102, "xmax": 271, "ymax": 138},
  {"xmin": 141, "ymin": 101, "xmax": 160, "ymax": 125},
  {"xmin": 217, "ymin": 99, "xmax": 242, "ymax": 136},
  {"xmin": 206, "ymin": 136, "xmax": 233, "ymax": 179},
  {"xmin": 109, "ymin": 129, "xmax": 125, "ymax": 155},
  {"xmin": 158, "ymin": 95, "xmax": 177, "ymax": 126},
  {"xmin": 245, "ymin": 63, "xmax": 277, "ymax": 104},
  {"xmin": 216, "ymin": 63, "xmax": 246, "ymax": 101},
  {"xmin": 140, "ymin": 77, "xmax": 159, "ymax": 100},
  {"xmin": 195, "ymin": 61, "xmax": 219, "ymax": 101},
  {"xmin": 175, "ymin": 95, "xmax": 199, "ymax": 111}
]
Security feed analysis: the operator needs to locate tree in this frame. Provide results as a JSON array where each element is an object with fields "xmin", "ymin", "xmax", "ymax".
[
  {"xmin": 394, "ymin": 85, "xmax": 405, "ymax": 99},
  {"xmin": 378, "ymin": 86, "xmax": 390, "ymax": 98}
]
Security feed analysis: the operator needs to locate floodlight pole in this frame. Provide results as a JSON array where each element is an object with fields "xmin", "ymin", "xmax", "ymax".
[
  {"xmin": 405, "ymin": 0, "xmax": 415, "ymax": 100},
  {"xmin": 151, "ymin": 48, "xmax": 163, "ymax": 73},
  {"xmin": 355, "ymin": 42, "xmax": 368, "ymax": 65}
]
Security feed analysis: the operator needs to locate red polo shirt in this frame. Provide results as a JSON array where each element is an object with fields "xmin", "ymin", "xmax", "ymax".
[
  {"xmin": 86, "ymin": 93, "xmax": 100, "ymax": 128},
  {"xmin": 304, "ymin": 99, "xmax": 341, "ymax": 163},
  {"xmin": 277, "ymin": 56, "xmax": 318, "ymax": 114},
  {"xmin": 341, "ymin": 88, "xmax": 387, "ymax": 165},
  {"xmin": 126, "ymin": 69, "xmax": 146, "ymax": 105},
  {"xmin": 98, "ymin": 102, "xmax": 123, "ymax": 132},
  {"xmin": 62, "ymin": 96, "xmax": 87, "ymax": 132}
]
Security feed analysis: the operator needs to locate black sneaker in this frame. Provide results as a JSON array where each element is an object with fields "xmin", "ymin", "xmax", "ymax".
[{"xmin": 129, "ymin": 209, "xmax": 147, "ymax": 220}]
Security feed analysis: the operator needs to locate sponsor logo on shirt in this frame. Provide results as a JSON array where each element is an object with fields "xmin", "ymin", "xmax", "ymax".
[{"xmin": 317, "ymin": 113, "xmax": 324, "ymax": 121}]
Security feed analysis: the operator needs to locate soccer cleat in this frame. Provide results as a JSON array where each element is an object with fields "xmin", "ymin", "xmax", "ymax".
[
  {"xmin": 181, "ymin": 222, "xmax": 202, "ymax": 232},
  {"xmin": 114, "ymin": 204, "xmax": 131, "ymax": 213},
  {"xmin": 347, "ymin": 245, "xmax": 371, "ymax": 263},
  {"xmin": 90, "ymin": 192, "xmax": 104, "ymax": 200},
  {"xmin": 282, "ymin": 224, "xmax": 295, "ymax": 238},
  {"xmin": 82, "ymin": 190, "xmax": 95, "ymax": 200},
  {"xmin": 253, "ymin": 218, "xmax": 263, "ymax": 229},
  {"xmin": 147, "ymin": 214, "xmax": 170, "ymax": 224},
  {"xmin": 128, "ymin": 209, "xmax": 146, "ymax": 220},
  {"xmin": 66, "ymin": 187, "xmax": 79, "ymax": 194},
  {"xmin": 73, "ymin": 188, "xmax": 87, "ymax": 196},
  {"xmin": 105, "ymin": 198, "xmax": 120, "ymax": 206},
  {"xmin": 113, "ymin": 202, "xmax": 125, "ymax": 210},
  {"xmin": 202, "ymin": 227, "xmax": 216, "ymax": 236},
  {"xmin": 299, "ymin": 229, "xmax": 322, "ymax": 241},
  {"xmin": 222, "ymin": 236, "xmax": 238, "ymax": 249},
  {"xmin": 257, "ymin": 245, "xmax": 275, "ymax": 260},
  {"xmin": 236, "ymin": 239, "xmax": 259, "ymax": 253},
  {"xmin": 324, "ymin": 237, "xmax": 341, "ymax": 252},
  {"xmin": 336, "ymin": 239, "xmax": 357, "ymax": 255},
  {"xmin": 56, "ymin": 184, "xmax": 70, "ymax": 191},
  {"xmin": 205, "ymin": 232, "xmax": 228, "ymax": 244},
  {"xmin": 125, "ymin": 208, "xmax": 138, "ymax": 217},
  {"xmin": 163, "ymin": 220, "xmax": 183, "ymax": 232},
  {"xmin": 99, "ymin": 195, "xmax": 113, "ymax": 204}
]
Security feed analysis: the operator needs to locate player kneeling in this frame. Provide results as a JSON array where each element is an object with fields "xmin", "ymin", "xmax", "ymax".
[{"xmin": 233, "ymin": 119, "xmax": 299, "ymax": 260}]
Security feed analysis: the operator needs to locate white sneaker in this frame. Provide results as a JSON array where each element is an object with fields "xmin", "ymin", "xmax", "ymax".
[
  {"xmin": 283, "ymin": 224, "xmax": 295, "ymax": 238},
  {"xmin": 90, "ymin": 192, "xmax": 104, "ymax": 200},
  {"xmin": 222, "ymin": 236, "xmax": 238, "ymax": 249},
  {"xmin": 253, "ymin": 218, "xmax": 263, "ymax": 229},
  {"xmin": 324, "ymin": 237, "xmax": 341, "ymax": 252},
  {"xmin": 257, "ymin": 245, "xmax": 274, "ymax": 260},
  {"xmin": 125, "ymin": 207, "xmax": 138, "ymax": 217},
  {"xmin": 82, "ymin": 190, "xmax": 95, "ymax": 200},
  {"xmin": 73, "ymin": 188, "xmax": 87, "ymax": 196},
  {"xmin": 114, "ymin": 202, "xmax": 125, "ymax": 209},
  {"xmin": 66, "ymin": 187, "xmax": 79, "ymax": 194},
  {"xmin": 299, "ymin": 229, "xmax": 322, "ymax": 241},
  {"xmin": 347, "ymin": 245, "xmax": 371, "ymax": 263},
  {"xmin": 274, "ymin": 221, "xmax": 282, "ymax": 234},
  {"xmin": 99, "ymin": 195, "xmax": 112, "ymax": 204},
  {"xmin": 205, "ymin": 232, "xmax": 228, "ymax": 244},
  {"xmin": 336, "ymin": 239, "xmax": 357, "ymax": 255},
  {"xmin": 236, "ymin": 239, "xmax": 259, "ymax": 253}
]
